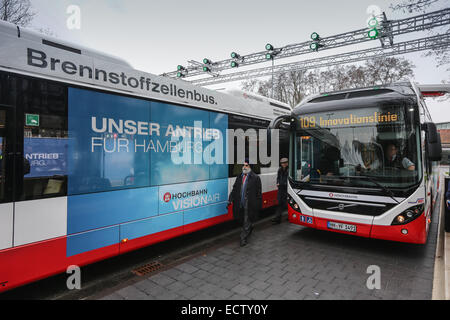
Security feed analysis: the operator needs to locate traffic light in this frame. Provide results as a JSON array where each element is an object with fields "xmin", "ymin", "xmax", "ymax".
[
  {"xmin": 310, "ymin": 32, "xmax": 320, "ymax": 41},
  {"xmin": 368, "ymin": 17, "xmax": 379, "ymax": 29},
  {"xmin": 231, "ymin": 61, "xmax": 239, "ymax": 68},
  {"xmin": 231, "ymin": 52, "xmax": 240, "ymax": 59},
  {"xmin": 265, "ymin": 43, "xmax": 274, "ymax": 51},
  {"xmin": 310, "ymin": 42, "xmax": 320, "ymax": 51},
  {"xmin": 177, "ymin": 65, "xmax": 185, "ymax": 71},
  {"xmin": 368, "ymin": 28, "xmax": 379, "ymax": 39},
  {"xmin": 265, "ymin": 43, "xmax": 278, "ymax": 59},
  {"xmin": 309, "ymin": 32, "xmax": 323, "ymax": 51},
  {"xmin": 367, "ymin": 16, "xmax": 380, "ymax": 39},
  {"xmin": 202, "ymin": 58, "xmax": 212, "ymax": 72},
  {"xmin": 177, "ymin": 72, "xmax": 184, "ymax": 78}
]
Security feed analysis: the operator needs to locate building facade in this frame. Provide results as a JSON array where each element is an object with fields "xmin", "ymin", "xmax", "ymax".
[{"xmin": 437, "ymin": 122, "xmax": 450, "ymax": 166}]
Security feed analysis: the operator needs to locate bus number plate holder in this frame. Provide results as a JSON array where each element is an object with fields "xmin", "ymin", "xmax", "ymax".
[{"xmin": 327, "ymin": 221, "xmax": 357, "ymax": 233}]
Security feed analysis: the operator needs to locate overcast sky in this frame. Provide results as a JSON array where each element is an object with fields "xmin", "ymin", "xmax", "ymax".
[{"xmin": 28, "ymin": 0, "xmax": 449, "ymax": 122}]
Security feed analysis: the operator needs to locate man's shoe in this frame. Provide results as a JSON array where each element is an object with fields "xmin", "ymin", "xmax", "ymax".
[{"xmin": 240, "ymin": 239, "xmax": 247, "ymax": 247}]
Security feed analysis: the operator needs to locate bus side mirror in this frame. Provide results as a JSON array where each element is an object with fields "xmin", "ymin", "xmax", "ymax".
[
  {"xmin": 422, "ymin": 122, "xmax": 442, "ymax": 161},
  {"xmin": 267, "ymin": 114, "xmax": 293, "ymax": 147},
  {"xmin": 428, "ymin": 134, "xmax": 442, "ymax": 161},
  {"xmin": 268, "ymin": 115, "xmax": 293, "ymax": 131}
]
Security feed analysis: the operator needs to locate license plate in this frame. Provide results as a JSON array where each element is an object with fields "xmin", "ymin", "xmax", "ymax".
[{"xmin": 327, "ymin": 221, "xmax": 357, "ymax": 233}]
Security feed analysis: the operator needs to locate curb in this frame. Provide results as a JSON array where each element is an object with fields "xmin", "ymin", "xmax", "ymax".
[
  {"xmin": 445, "ymin": 231, "xmax": 450, "ymax": 300},
  {"xmin": 433, "ymin": 172, "xmax": 449, "ymax": 300},
  {"xmin": 445, "ymin": 175, "xmax": 450, "ymax": 300}
]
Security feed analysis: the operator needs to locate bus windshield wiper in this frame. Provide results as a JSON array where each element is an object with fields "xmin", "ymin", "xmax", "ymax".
[{"xmin": 354, "ymin": 175, "xmax": 400, "ymax": 204}]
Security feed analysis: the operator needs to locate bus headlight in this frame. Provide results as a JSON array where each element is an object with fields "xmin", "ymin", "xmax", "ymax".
[
  {"xmin": 287, "ymin": 195, "xmax": 301, "ymax": 212},
  {"xmin": 391, "ymin": 205, "xmax": 424, "ymax": 226},
  {"xmin": 288, "ymin": 195, "xmax": 295, "ymax": 206}
]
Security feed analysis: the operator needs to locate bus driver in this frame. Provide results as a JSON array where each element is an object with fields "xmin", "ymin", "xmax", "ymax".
[{"xmin": 385, "ymin": 143, "xmax": 415, "ymax": 171}]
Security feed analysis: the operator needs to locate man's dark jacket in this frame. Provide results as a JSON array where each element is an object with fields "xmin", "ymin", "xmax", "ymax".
[
  {"xmin": 277, "ymin": 167, "xmax": 288, "ymax": 204},
  {"xmin": 229, "ymin": 171, "xmax": 262, "ymax": 223}
]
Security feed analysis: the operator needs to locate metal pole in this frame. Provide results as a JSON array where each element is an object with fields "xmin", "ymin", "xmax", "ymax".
[{"xmin": 271, "ymin": 58, "xmax": 274, "ymax": 99}]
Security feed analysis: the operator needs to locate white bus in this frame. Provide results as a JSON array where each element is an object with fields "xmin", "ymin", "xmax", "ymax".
[
  {"xmin": 0, "ymin": 20, "xmax": 290, "ymax": 292},
  {"xmin": 270, "ymin": 82, "xmax": 448, "ymax": 244}
]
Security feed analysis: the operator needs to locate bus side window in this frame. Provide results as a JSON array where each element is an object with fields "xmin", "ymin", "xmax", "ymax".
[
  {"xmin": 18, "ymin": 78, "xmax": 68, "ymax": 200},
  {"xmin": 228, "ymin": 115, "xmax": 270, "ymax": 177},
  {"xmin": 0, "ymin": 72, "xmax": 14, "ymax": 106}
]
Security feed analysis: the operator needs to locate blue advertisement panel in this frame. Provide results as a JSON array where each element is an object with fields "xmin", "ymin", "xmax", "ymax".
[
  {"xmin": 68, "ymin": 88, "xmax": 151, "ymax": 194},
  {"xmin": 208, "ymin": 112, "xmax": 228, "ymax": 180},
  {"xmin": 24, "ymin": 138, "xmax": 68, "ymax": 178},
  {"xmin": 68, "ymin": 87, "xmax": 228, "ymax": 193},
  {"xmin": 150, "ymin": 101, "xmax": 211, "ymax": 186},
  {"xmin": 120, "ymin": 212, "xmax": 184, "ymax": 243},
  {"xmin": 66, "ymin": 87, "xmax": 229, "ymax": 257},
  {"xmin": 159, "ymin": 179, "xmax": 228, "ymax": 215},
  {"xmin": 67, "ymin": 186, "xmax": 159, "ymax": 235}
]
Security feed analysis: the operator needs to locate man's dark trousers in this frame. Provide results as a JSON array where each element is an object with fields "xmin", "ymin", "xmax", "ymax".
[{"xmin": 239, "ymin": 206, "xmax": 253, "ymax": 243}]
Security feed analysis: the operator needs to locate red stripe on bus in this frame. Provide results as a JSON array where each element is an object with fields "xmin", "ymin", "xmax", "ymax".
[{"xmin": 0, "ymin": 190, "xmax": 275, "ymax": 292}]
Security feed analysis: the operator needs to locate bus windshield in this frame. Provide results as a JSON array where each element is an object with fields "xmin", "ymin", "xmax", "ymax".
[{"xmin": 291, "ymin": 104, "xmax": 422, "ymax": 190}]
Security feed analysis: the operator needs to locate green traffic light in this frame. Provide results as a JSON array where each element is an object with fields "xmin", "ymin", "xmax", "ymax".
[
  {"xmin": 231, "ymin": 52, "xmax": 239, "ymax": 59},
  {"xmin": 310, "ymin": 42, "xmax": 319, "ymax": 51},
  {"xmin": 231, "ymin": 61, "xmax": 239, "ymax": 68},
  {"xmin": 368, "ymin": 28, "xmax": 379, "ymax": 39},
  {"xmin": 265, "ymin": 53, "xmax": 273, "ymax": 60},
  {"xmin": 177, "ymin": 65, "xmax": 184, "ymax": 71},
  {"xmin": 177, "ymin": 72, "xmax": 183, "ymax": 78},
  {"xmin": 203, "ymin": 66, "xmax": 210, "ymax": 72},
  {"xmin": 265, "ymin": 43, "xmax": 274, "ymax": 51},
  {"xmin": 311, "ymin": 32, "xmax": 320, "ymax": 41},
  {"xmin": 368, "ymin": 17, "xmax": 379, "ymax": 28},
  {"xmin": 203, "ymin": 58, "xmax": 210, "ymax": 64}
]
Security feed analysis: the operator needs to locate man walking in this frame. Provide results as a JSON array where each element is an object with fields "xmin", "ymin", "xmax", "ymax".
[
  {"xmin": 228, "ymin": 160, "xmax": 262, "ymax": 247},
  {"xmin": 272, "ymin": 158, "xmax": 289, "ymax": 224}
]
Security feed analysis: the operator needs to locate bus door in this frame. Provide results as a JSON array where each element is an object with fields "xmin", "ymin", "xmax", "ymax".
[{"xmin": 0, "ymin": 104, "xmax": 15, "ymax": 250}]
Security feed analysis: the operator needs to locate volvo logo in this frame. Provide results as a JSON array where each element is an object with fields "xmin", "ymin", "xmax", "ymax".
[{"xmin": 327, "ymin": 203, "xmax": 358, "ymax": 211}]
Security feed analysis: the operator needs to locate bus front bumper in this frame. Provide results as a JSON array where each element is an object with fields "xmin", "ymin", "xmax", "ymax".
[{"xmin": 287, "ymin": 204, "xmax": 428, "ymax": 244}]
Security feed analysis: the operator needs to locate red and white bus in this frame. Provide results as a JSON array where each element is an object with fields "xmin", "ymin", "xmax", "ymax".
[
  {"xmin": 271, "ymin": 82, "xmax": 448, "ymax": 244},
  {"xmin": 0, "ymin": 21, "xmax": 290, "ymax": 292}
]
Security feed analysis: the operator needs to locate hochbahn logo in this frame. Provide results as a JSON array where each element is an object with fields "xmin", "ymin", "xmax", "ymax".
[
  {"xmin": 163, "ymin": 189, "xmax": 208, "ymax": 203},
  {"xmin": 328, "ymin": 192, "xmax": 358, "ymax": 200},
  {"xmin": 162, "ymin": 188, "xmax": 221, "ymax": 211},
  {"xmin": 163, "ymin": 192, "xmax": 171, "ymax": 203}
]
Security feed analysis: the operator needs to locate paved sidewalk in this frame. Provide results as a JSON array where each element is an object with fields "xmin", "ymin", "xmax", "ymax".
[{"xmin": 96, "ymin": 208, "xmax": 438, "ymax": 300}]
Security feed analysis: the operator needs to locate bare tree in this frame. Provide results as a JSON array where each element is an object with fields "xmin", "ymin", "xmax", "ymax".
[
  {"xmin": 0, "ymin": 0, "xmax": 35, "ymax": 27},
  {"xmin": 365, "ymin": 57, "xmax": 415, "ymax": 85},
  {"xmin": 241, "ymin": 79, "xmax": 259, "ymax": 92},
  {"xmin": 241, "ymin": 56, "xmax": 415, "ymax": 106},
  {"xmin": 390, "ymin": 0, "xmax": 439, "ymax": 13},
  {"xmin": 391, "ymin": 0, "xmax": 449, "ymax": 79}
]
